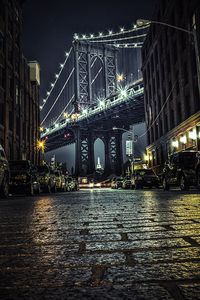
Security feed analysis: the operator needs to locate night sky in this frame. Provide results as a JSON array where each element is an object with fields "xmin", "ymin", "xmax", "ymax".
[
  {"xmin": 22, "ymin": 0, "xmax": 156, "ymax": 172},
  {"xmin": 22, "ymin": 0, "xmax": 156, "ymax": 97}
]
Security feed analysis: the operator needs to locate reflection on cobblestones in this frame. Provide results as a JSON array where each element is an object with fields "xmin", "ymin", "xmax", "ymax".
[{"xmin": 0, "ymin": 189, "xmax": 199, "ymax": 299}]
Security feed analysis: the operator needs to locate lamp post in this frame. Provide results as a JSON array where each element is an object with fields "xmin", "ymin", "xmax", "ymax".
[
  {"xmin": 113, "ymin": 126, "xmax": 136, "ymax": 175},
  {"xmin": 136, "ymin": 18, "xmax": 200, "ymax": 98}
]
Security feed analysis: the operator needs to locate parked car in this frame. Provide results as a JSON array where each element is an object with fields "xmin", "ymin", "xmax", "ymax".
[
  {"xmin": 132, "ymin": 169, "xmax": 159, "ymax": 189},
  {"xmin": 37, "ymin": 165, "xmax": 56, "ymax": 193},
  {"xmin": 54, "ymin": 170, "xmax": 66, "ymax": 191},
  {"xmin": 66, "ymin": 177, "xmax": 79, "ymax": 191},
  {"xmin": 9, "ymin": 160, "xmax": 40, "ymax": 195},
  {"xmin": 122, "ymin": 176, "xmax": 133, "ymax": 189},
  {"xmin": 100, "ymin": 179, "xmax": 111, "ymax": 188},
  {"xmin": 162, "ymin": 151, "xmax": 199, "ymax": 191},
  {"xmin": 111, "ymin": 178, "xmax": 117, "ymax": 189},
  {"xmin": 196, "ymin": 152, "xmax": 200, "ymax": 190},
  {"xmin": 111, "ymin": 177, "xmax": 124, "ymax": 189},
  {"xmin": 0, "ymin": 144, "xmax": 9, "ymax": 198}
]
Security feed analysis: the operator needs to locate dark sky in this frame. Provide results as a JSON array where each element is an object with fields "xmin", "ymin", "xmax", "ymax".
[
  {"xmin": 21, "ymin": 0, "xmax": 156, "ymax": 170},
  {"xmin": 22, "ymin": 0, "xmax": 156, "ymax": 97}
]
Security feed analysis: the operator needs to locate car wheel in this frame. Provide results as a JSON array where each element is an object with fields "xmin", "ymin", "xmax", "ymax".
[
  {"xmin": 163, "ymin": 178, "xmax": 169, "ymax": 191},
  {"xmin": 35, "ymin": 185, "xmax": 41, "ymax": 195},
  {"xmin": 135, "ymin": 183, "xmax": 140, "ymax": 190},
  {"xmin": 51, "ymin": 186, "xmax": 56, "ymax": 193},
  {"xmin": 27, "ymin": 184, "xmax": 34, "ymax": 196},
  {"xmin": 180, "ymin": 175, "xmax": 189, "ymax": 191},
  {"xmin": 46, "ymin": 184, "xmax": 51, "ymax": 193},
  {"xmin": 1, "ymin": 176, "xmax": 9, "ymax": 198}
]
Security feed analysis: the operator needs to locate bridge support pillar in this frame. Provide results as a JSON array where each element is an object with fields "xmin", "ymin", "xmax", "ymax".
[
  {"xmin": 75, "ymin": 127, "xmax": 95, "ymax": 176},
  {"xmin": 75, "ymin": 127, "xmax": 81, "ymax": 176},
  {"xmin": 104, "ymin": 134, "xmax": 112, "ymax": 175},
  {"xmin": 115, "ymin": 132, "xmax": 123, "ymax": 175},
  {"xmin": 103, "ymin": 132, "xmax": 123, "ymax": 176}
]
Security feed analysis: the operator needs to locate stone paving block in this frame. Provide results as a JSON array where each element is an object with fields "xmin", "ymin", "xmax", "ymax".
[
  {"xmin": 89, "ymin": 226, "xmax": 168, "ymax": 235},
  {"xmin": 105, "ymin": 262, "xmax": 200, "ymax": 283},
  {"xmin": 0, "ymin": 283, "xmax": 175, "ymax": 299},
  {"xmin": 86, "ymin": 237, "xmax": 190, "ymax": 252},
  {"xmin": 178, "ymin": 283, "xmax": 200, "ymax": 300},
  {"xmin": 0, "ymin": 189, "xmax": 199, "ymax": 299},
  {"xmin": 133, "ymin": 246, "xmax": 200, "ymax": 263},
  {"xmin": 128, "ymin": 229, "xmax": 200, "ymax": 241}
]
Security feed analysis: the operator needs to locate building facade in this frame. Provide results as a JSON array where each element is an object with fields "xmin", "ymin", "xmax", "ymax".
[
  {"xmin": 0, "ymin": 0, "xmax": 40, "ymax": 164},
  {"xmin": 142, "ymin": 0, "xmax": 200, "ymax": 174}
]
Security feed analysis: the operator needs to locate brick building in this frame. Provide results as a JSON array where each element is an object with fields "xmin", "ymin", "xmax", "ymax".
[
  {"xmin": 0, "ymin": 0, "xmax": 40, "ymax": 164},
  {"xmin": 142, "ymin": 0, "xmax": 200, "ymax": 173}
]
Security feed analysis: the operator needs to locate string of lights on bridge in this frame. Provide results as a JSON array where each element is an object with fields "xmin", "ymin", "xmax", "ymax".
[
  {"xmin": 40, "ymin": 80, "xmax": 144, "ymax": 137},
  {"xmin": 40, "ymin": 47, "xmax": 73, "ymax": 112},
  {"xmin": 73, "ymin": 23, "xmax": 149, "ymax": 41},
  {"xmin": 40, "ymin": 21, "xmax": 149, "ymax": 122}
]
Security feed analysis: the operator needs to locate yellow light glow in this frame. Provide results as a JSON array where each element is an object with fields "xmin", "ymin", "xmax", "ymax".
[
  {"xmin": 37, "ymin": 139, "xmax": 46, "ymax": 152},
  {"xmin": 180, "ymin": 135, "xmax": 187, "ymax": 144},
  {"xmin": 117, "ymin": 73, "xmax": 124, "ymax": 82},
  {"xmin": 188, "ymin": 128, "xmax": 197, "ymax": 140},
  {"xmin": 144, "ymin": 154, "xmax": 149, "ymax": 161},
  {"xmin": 40, "ymin": 127, "xmax": 44, "ymax": 132},
  {"xmin": 172, "ymin": 139, "xmax": 179, "ymax": 148},
  {"xmin": 63, "ymin": 112, "xmax": 69, "ymax": 118}
]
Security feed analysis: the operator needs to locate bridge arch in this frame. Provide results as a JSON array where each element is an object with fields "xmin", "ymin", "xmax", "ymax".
[
  {"xmin": 94, "ymin": 137, "xmax": 105, "ymax": 170},
  {"xmin": 91, "ymin": 56, "xmax": 105, "ymax": 104}
]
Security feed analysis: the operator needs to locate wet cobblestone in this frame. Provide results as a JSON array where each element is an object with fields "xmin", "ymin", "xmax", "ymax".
[{"xmin": 0, "ymin": 189, "xmax": 199, "ymax": 299}]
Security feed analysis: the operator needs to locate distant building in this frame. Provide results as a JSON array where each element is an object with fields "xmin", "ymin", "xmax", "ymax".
[
  {"xmin": 96, "ymin": 156, "xmax": 103, "ymax": 171},
  {"xmin": 0, "ymin": 0, "xmax": 40, "ymax": 164},
  {"xmin": 142, "ymin": 0, "xmax": 200, "ymax": 174}
]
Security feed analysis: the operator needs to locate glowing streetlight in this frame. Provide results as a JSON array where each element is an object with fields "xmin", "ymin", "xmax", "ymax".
[
  {"xmin": 37, "ymin": 139, "xmax": 46, "ymax": 165},
  {"xmin": 117, "ymin": 73, "xmax": 124, "ymax": 83}
]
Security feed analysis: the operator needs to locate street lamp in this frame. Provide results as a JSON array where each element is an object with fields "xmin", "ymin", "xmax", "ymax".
[
  {"xmin": 136, "ymin": 18, "xmax": 200, "ymax": 97},
  {"xmin": 37, "ymin": 139, "xmax": 46, "ymax": 165},
  {"xmin": 113, "ymin": 126, "xmax": 136, "ymax": 174}
]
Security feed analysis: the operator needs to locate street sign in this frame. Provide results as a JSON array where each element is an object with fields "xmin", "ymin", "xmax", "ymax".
[{"xmin": 126, "ymin": 140, "xmax": 133, "ymax": 156}]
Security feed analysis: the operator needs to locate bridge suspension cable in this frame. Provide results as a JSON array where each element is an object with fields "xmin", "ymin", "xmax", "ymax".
[
  {"xmin": 40, "ymin": 47, "xmax": 73, "ymax": 111},
  {"xmin": 54, "ymin": 94, "xmax": 75, "ymax": 124},
  {"xmin": 114, "ymin": 43, "xmax": 143, "ymax": 48},
  {"xmin": 87, "ymin": 34, "xmax": 146, "ymax": 44},
  {"xmin": 74, "ymin": 24, "xmax": 149, "ymax": 41},
  {"xmin": 41, "ymin": 67, "xmax": 75, "ymax": 125}
]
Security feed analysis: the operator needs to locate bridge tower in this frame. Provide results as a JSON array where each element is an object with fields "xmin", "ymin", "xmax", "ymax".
[
  {"xmin": 73, "ymin": 41, "xmax": 123, "ymax": 176},
  {"xmin": 73, "ymin": 41, "xmax": 118, "ymax": 111}
]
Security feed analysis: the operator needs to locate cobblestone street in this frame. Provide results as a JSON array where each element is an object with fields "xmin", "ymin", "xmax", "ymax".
[{"xmin": 0, "ymin": 189, "xmax": 200, "ymax": 299}]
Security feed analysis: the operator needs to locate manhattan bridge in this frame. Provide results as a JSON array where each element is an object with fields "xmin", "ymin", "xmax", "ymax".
[{"xmin": 40, "ymin": 22, "xmax": 149, "ymax": 175}]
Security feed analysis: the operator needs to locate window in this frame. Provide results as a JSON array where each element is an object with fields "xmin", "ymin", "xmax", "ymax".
[
  {"xmin": 9, "ymin": 111, "xmax": 13, "ymax": 130},
  {"xmin": 0, "ymin": 149, "xmax": 5, "ymax": 158},
  {"xmin": 0, "ymin": 103, "xmax": 4, "ymax": 125},
  {"xmin": 0, "ymin": 32, "xmax": 4, "ymax": 52}
]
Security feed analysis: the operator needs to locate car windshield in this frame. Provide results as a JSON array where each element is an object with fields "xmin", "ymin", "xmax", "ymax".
[
  {"xmin": 180, "ymin": 152, "xmax": 197, "ymax": 166},
  {"xmin": 117, "ymin": 178, "xmax": 123, "ymax": 181},
  {"xmin": 135, "ymin": 170, "xmax": 154, "ymax": 176},
  {"xmin": 9, "ymin": 161, "xmax": 30, "ymax": 171},
  {"xmin": 37, "ymin": 166, "xmax": 49, "ymax": 174}
]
